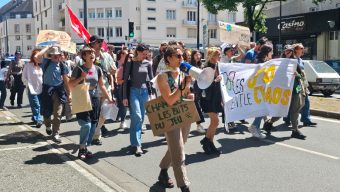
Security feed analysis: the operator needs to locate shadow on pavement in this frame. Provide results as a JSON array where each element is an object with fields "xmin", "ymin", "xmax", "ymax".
[
  {"xmin": 0, "ymin": 131, "xmax": 45, "ymax": 145},
  {"xmin": 0, "ymin": 122, "xmax": 25, "ymax": 126},
  {"xmin": 24, "ymin": 152, "xmax": 68, "ymax": 165},
  {"xmin": 149, "ymin": 182, "xmax": 167, "ymax": 192}
]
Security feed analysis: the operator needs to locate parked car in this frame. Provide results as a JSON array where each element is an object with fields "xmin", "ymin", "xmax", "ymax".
[
  {"xmin": 303, "ymin": 60, "xmax": 340, "ymax": 97},
  {"xmin": 324, "ymin": 60, "xmax": 340, "ymax": 75}
]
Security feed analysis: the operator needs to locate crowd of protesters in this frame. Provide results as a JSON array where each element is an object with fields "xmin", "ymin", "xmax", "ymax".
[{"xmin": 0, "ymin": 34, "xmax": 319, "ymax": 192}]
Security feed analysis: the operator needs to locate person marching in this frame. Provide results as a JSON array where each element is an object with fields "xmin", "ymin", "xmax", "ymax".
[
  {"xmin": 156, "ymin": 45, "xmax": 191, "ymax": 192},
  {"xmin": 7, "ymin": 51, "xmax": 25, "ymax": 108},
  {"xmin": 122, "ymin": 44, "xmax": 153, "ymax": 156},
  {"xmin": 35, "ymin": 46, "xmax": 71, "ymax": 143},
  {"xmin": 22, "ymin": 48, "xmax": 43, "ymax": 128},
  {"xmin": 69, "ymin": 47, "xmax": 114, "ymax": 159},
  {"xmin": 200, "ymin": 47, "xmax": 223, "ymax": 156}
]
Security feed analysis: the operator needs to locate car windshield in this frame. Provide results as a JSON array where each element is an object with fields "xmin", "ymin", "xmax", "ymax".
[{"xmin": 308, "ymin": 61, "xmax": 337, "ymax": 73}]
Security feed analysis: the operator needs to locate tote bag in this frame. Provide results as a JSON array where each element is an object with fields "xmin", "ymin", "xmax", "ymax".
[{"xmin": 71, "ymin": 82, "xmax": 92, "ymax": 114}]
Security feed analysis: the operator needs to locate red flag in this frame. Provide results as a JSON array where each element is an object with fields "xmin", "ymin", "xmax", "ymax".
[{"xmin": 67, "ymin": 5, "xmax": 90, "ymax": 43}]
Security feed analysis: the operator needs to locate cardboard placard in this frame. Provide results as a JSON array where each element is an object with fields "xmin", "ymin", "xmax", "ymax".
[
  {"xmin": 218, "ymin": 21, "xmax": 251, "ymax": 48},
  {"xmin": 145, "ymin": 97, "xmax": 200, "ymax": 136},
  {"xmin": 36, "ymin": 30, "xmax": 76, "ymax": 54}
]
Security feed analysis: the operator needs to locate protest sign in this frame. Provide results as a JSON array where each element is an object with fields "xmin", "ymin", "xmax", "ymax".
[
  {"xmin": 219, "ymin": 58, "xmax": 298, "ymax": 123},
  {"xmin": 36, "ymin": 30, "xmax": 76, "ymax": 53},
  {"xmin": 218, "ymin": 21, "xmax": 251, "ymax": 48},
  {"xmin": 145, "ymin": 97, "xmax": 199, "ymax": 136}
]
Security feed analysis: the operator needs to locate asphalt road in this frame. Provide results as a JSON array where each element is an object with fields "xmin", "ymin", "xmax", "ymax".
[{"xmin": 1, "ymin": 91, "xmax": 340, "ymax": 192}]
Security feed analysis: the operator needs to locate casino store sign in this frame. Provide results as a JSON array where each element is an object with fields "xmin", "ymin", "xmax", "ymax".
[{"xmin": 277, "ymin": 16, "xmax": 305, "ymax": 33}]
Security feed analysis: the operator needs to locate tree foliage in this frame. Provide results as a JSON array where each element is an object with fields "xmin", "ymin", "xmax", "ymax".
[{"xmin": 201, "ymin": 0, "xmax": 328, "ymax": 33}]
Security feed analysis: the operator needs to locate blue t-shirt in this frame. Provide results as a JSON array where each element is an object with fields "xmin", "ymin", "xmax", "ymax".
[
  {"xmin": 243, "ymin": 49, "xmax": 257, "ymax": 63},
  {"xmin": 41, "ymin": 58, "xmax": 69, "ymax": 86}
]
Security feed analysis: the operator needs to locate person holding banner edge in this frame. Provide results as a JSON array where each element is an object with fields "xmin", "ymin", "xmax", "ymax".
[{"xmin": 155, "ymin": 45, "xmax": 192, "ymax": 192}]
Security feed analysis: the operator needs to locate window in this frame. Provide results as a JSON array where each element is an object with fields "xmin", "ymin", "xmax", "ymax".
[
  {"xmin": 45, "ymin": 24, "xmax": 48, "ymax": 29},
  {"xmin": 27, "ymin": 45, "xmax": 32, "ymax": 51},
  {"xmin": 106, "ymin": 8, "xmax": 112, "ymax": 18},
  {"xmin": 107, "ymin": 27, "xmax": 113, "ymax": 37},
  {"xmin": 27, "ymin": 35, "xmax": 31, "ymax": 40},
  {"xmin": 45, "ymin": 10, "xmax": 47, "ymax": 17},
  {"xmin": 79, "ymin": 9, "xmax": 84, "ymax": 18},
  {"xmin": 166, "ymin": 27, "xmax": 176, "ymax": 37},
  {"xmin": 309, "ymin": 7, "xmax": 318, "ymax": 12},
  {"xmin": 148, "ymin": 27, "xmax": 156, "ymax": 30},
  {"xmin": 226, "ymin": 12, "xmax": 236, "ymax": 23},
  {"xmin": 97, "ymin": 8, "xmax": 104, "ymax": 18},
  {"xmin": 26, "ymin": 24, "xmax": 31, "ymax": 33},
  {"xmin": 336, "ymin": 3, "xmax": 340, "ymax": 8},
  {"xmin": 35, "ymin": 2, "xmax": 37, "ymax": 12},
  {"xmin": 187, "ymin": 11, "xmax": 196, "ymax": 21},
  {"xmin": 166, "ymin": 10, "xmax": 176, "ymax": 20},
  {"xmin": 208, "ymin": 13, "xmax": 217, "ymax": 22},
  {"xmin": 88, "ymin": 9, "xmax": 96, "ymax": 18},
  {"xmin": 115, "ymin": 8, "xmax": 122, "ymax": 18},
  {"xmin": 44, "ymin": 0, "xmax": 46, "ymax": 7},
  {"xmin": 148, "ymin": 17, "xmax": 156, "ymax": 21},
  {"xmin": 89, "ymin": 27, "xmax": 95, "ymax": 35},
  {"xmin": 16, "ymin": 46, "xmax": 21, "ymax": 52},
  {"xmin": 136, "ymin": 26, "xmax": 141, "ymax": 30},
  {"xmin": 14, "ymin": 24, "xmax": 20, "ymax": 33},
  {"xmin": 209, "ymin": 29, "xmax": 217, "ymax": 39},
  {"xmin": 37, "ymin": 28, "xmax": 39, "ymax": 34},
  {"xmin": 187, "ymin": 0, "xmax": 197, "ymax": 5},
  {"xmin": 147, "ymin": 8, "xmax": 156, "ymax": 11},
  {"xmin": 330, "ymin": 31, "xmax": 339, "ymax": 40},
  {"xmin": 136, "ymin": 7, "xmax": 140, "ymax": 11},
  {"xmin": 36, "ymin": 15, "xmax": 39, "ymax": 21},
  {"xmin": 187, "ymin": 28, "xmax": 197, "ymax": 38},
  {"xmin": 115, "ymin": 27, "xmax": 122, "ymax": 37},
  {"xmin": 16, "ymin": 35, "xmax": 21, "ymax": 40},
  {"xmin": 97, "ymin": 27, "xmax": 105, "ymax": 37}
]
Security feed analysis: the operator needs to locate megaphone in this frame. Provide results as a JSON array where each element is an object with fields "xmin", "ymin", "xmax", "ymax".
[{"xmin": 180, "ymin": 62, "xmax": 215, "ymax": 89}]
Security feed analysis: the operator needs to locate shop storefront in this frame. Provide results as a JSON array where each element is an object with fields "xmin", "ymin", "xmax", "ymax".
[{"xmin": 262, "ymin": 8, "xmax": 340, "ymax": 60}]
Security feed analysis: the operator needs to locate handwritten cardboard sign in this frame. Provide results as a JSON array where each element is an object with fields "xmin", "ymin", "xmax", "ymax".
[
  {"xmin": 218, "ymin": 21, "xmax": 251, "ymax": 48},
  {"xmin": 145, "ymin": 97, "xmax": 200, "ymax": 136},
  {"xmin": 36, "ymin": 30, "xmax": 76, "ymax": 53}
]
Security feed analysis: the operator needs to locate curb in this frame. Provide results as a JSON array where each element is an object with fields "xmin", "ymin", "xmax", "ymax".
[{"xmin": 310, "ymin": 109, "xmax": 340, "ymax": 120}]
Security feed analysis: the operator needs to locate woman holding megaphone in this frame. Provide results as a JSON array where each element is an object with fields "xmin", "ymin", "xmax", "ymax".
[{"xmin": 155, "ymin": 45, "xmax": 192, "ymax": 192}]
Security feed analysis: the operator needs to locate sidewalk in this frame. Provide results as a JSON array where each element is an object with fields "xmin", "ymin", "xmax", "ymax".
[
  {"xmin": 309, "ymin": 96, "xmax": 340, "ymax": 119},
  {"xmin": 0, "ymin": 110, "xmax": 123, "ymax": 192}
]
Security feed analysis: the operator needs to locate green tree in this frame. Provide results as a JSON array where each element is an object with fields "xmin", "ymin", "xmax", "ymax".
[{"xmin": 201, "ymin": 0, "xmax": 327, "ymax": 33}]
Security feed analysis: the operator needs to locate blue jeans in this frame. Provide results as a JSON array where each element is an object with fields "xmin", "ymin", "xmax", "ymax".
[
  {"xmin": 252, "ymin": 116, "xmax": 264, "ymax": 131},
  {"xmin": 300, "ymin": 94, "xmax": 311, "ymax": 123},
  {"xmin": 28, "ymin": 91, "xmax": 42, "ymax": 123},
  {"xmin": 78, "ymin": 119, "xmax": 97, "ymax": 147},
  {"xmin": 129, "ymin": 87, "xmax": 148, "ymax": 147}
]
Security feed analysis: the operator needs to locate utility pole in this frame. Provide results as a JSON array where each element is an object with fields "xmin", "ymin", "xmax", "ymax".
[
  {"xmin": 83, "ymin": 0, "xmax": 88, "ymax": 29},
  {"xmin": 5, "ymin": 16, "xmax": 9, "ymax": 55},
  {"xmin": 107, "ymin": 19, "xmax": 110, "ymax": 43},
  {"xmin": 279, "ymin": 0, "xmax": 282, "ymax": 46},
  {"xmin": 197, "ymin": 0, "xmax": 200, "ymax": 50}
]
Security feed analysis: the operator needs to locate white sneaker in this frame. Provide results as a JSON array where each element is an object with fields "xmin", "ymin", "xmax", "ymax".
[
  {"xmin": 142, "ymin": 125, "xmax": 147, "ymax": 131},
  {"xmin": 196, "ymin": 124, "xmax": 206, "ymax": 133},
  {"xmin": 119, "ymin": 121, "xmax": 128, "ymax": 129},
  {"xmin": 248, "ymin": 125, "xmax": 266, "ymax": 139}
]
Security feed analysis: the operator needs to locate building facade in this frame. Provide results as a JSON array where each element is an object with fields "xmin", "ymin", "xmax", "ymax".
[
  {"xmin": 0, "ymin": 0, "xmax": 35, "ymax": 58},
  {"xmin": 263, "ymin": 0, "xmax": 340, "ymax": 60},
  {"xmin": 63, "ymin": 0, "xmax": 244, "ymax": 48}
]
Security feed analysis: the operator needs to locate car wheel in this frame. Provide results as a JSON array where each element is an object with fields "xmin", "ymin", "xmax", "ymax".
[
  {"xmin": 321, "ymin": 90, "xmax": 335, "ymax": 97},
  {"xmin": 308, "ymin": 87, "xmax": 313, "ymax": 96}
]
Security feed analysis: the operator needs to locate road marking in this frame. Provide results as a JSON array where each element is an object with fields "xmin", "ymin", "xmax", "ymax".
[
  {"xmin": 0, "ymin": 143, "xmax": 47, "ymax": 152},
  {"xmin": 311, "ymin": 116, "xmax": 340, "ymax": 124},
  {"xmin": 5, "ymin": 116, "xmax": 11, "ymax": 120},
  {"xmin": 263, "ymin": 139, "xmax": 339, "ymax": 160}
]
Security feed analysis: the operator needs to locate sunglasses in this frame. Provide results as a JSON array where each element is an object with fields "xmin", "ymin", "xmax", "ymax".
[{"xmin": 173, "ymin": 53, "xmax": 183, "ymax": 59}]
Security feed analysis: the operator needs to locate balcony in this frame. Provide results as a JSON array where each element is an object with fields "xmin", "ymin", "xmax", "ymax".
[
  {"xmin": 183, "ymin": 20, "xmax": 197, "ymax": 26},
  {"xmin": 182, "ymin": 1, "xmax": 197, "ymax": 8}
]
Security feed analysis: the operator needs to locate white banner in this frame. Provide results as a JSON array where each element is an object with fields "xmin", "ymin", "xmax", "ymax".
[
  {"xmin": 218, "ymin": 21, "xmax": 251, "ymax": 48},
  {"xmin": 219, "ymin": 58, "xmax": 298, "ymax": 123}
]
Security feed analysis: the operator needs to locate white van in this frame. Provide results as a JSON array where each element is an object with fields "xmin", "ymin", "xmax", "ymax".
[{"xmin": 303, "ymin": 60, "xmax": 340, "ymax": 97}]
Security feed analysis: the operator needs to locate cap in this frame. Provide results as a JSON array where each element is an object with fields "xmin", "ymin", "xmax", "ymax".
[
  {"xmin": 48, "ymin": 46, "xmax": 62, "ymax": 55},
  {"xmin": 284, "ymin": 44, "xmax": 293, "ymax": 51},
  {"xmin": 256, "ymin": 37, "xmax": 268, "ymax": 45},
  {"xmin": 136, "ymin": 43, "xmax": 149, "ymax": 52},
  {"xmin": 89, "ymin": 35, "xmax": 104, "ymax": 43}
]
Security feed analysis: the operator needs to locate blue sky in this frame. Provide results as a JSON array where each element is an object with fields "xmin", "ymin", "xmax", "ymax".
[{"xmin": 0, "ymin": 0, "xmax": 11, "ymax": 9}]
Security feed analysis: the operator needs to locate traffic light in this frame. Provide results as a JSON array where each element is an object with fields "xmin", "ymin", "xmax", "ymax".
[{"xmin": 128, "ymin": 22, "xmax": 134, "ymax": 37}]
